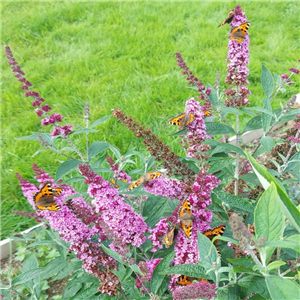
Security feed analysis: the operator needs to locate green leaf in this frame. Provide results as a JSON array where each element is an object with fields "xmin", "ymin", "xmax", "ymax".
[
  {"xmin": 254, "ymin": 183, "xmax": 285, "ymax": 265},
  {"xmin": 150, "ymin": 252, "xmax": 175, "ymax": 295},
  {"xmin": 197, "ymin": 232, "xmax": 219, "ymax": 282},
  {"xmin": 52, "ymin": 260, "xmax": 82, "ymax": 281},
  {"xmin": 208, "ymin": 157, "xmax": 235, "ymax": 174},
  {"xmin": 90, "ymin": 115, "xmax": 111, "ymax": 128},
  {"xmin": 69, "ymin": 284, "xmax": 99, "ymax": 300},
  {"xmin": 22, "ymin": 253, "xmax": 39, "ymax": 272},
  {"xmin": 261, "ymin": 64, "xmax": 274, "ymax": 98},
  {"xmin": 214, "ymin": 190, "xmax": 254, "ymax": 213},
  {"xmin": 244, "ymin": 115, "xmax": 263, "ymax": 132},
  {"xmin": 285, "ymin": 234, "xmax": 300, "ymax": 253},
  {"xmin": 227, "ymin": 257, "xmax": 255, "ymax": 269},
  {"xmin": 205, "ymin": 122, "xmax": 235, "ymax": 135},
  {"xmin": 264, "ymin": 239, "xmax": 300, "ymax": 253},
  {"xmin": 164, "ymin": 264, "xmax": 207, "ymax": 279},
  {"xmin": 204, "ymin": 139, "xmax": 245, "ymax": 156},
  {"xmin": 238, "ymin": 275, "xmax": 270, "ymax": 299},
  {"xmin": 55, "ymin": 159, "xmax": 81, "ymax": 182},
  {"xmin": 262, "ymin": 98, "xmax": 273, "ymax": 132},
  {"xmin": 260, "ymin": 136, "xmax": 275, "ymax": 152},
  {"xmin": 207, "ymin": 84, "xmax": 219, "ymax": 106},
  {"xmin": 246, "ymin": 152, "xmax": 300, "ymax": 232},
  {"xmin": 88, "ymin": 141, "xmax": 109, "ymax": 160},
  {"xmin": 265, "ymin": 275, "xmax": 300, "ymax": 300},
  {"xmin": 266, "ymin": 261, "xmax": 286, "ymax": 272}
]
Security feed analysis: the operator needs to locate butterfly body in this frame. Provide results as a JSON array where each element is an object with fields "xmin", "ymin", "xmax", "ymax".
[
  {"xmin": 168, "ymin": 113, "xmax": 194, "ymax": 128},
  {"xmin": 218, "ymin": 9, "xmax": 234, "ymax": 27},
  {"xmin": 33, "ymin": 183, "xmax": 61, "ymax": 211},
  {"xmin": 163, "ymin": 225, "xmax": 178, "ymax": 247},
  {"xmin": 128, "ymin": 171, "xmax": 163, "ymax": 190},
  {"xmin": 229, "ymin": 22, "xmax": 250, "ymax": 43},
  {"xmin": 179, "ymin": 199, "xmax": 193, "ymax": 238}
]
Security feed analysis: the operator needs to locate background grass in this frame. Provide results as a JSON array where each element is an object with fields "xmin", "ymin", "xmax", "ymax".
[{"xmin": 1, "ymin": 1, "xmax": 299, "ymax": 239}]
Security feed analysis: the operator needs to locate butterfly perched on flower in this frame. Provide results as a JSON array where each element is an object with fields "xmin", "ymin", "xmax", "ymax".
[
  {"xmin": 33, "ymin": 182, "xmax": 62, "ymax": 211},
  {"xmin": 229, "ymin": 22, "xmax": 250, "ymax": 43},
  {"xmin": 203, "ymin": 224, "xmax": 226, "ymax": 255},
  {"xmin": 168, "ymin": 113, "xmax": 194, "ymax": 128},
  {"xmin": 128, "ymin": 171, "xmax": 163, "ymax": 191},
  {"xmin": 218, "ymin": 9, "xmax": 234, "ymax": 27},
  {"xmin": 163, "ymin": 225, "xmax": 178, "ymax": 247},
  {"xmin": 179, "ymin": 199, "xmax": 193, "ymax": 238},
  {"xmin": 176, "ymin": 275, "xmax": 208, "ymax": 286},
  {"xmin": 110, "ymin": 178, "xmax": 128, "ymax": 189}
]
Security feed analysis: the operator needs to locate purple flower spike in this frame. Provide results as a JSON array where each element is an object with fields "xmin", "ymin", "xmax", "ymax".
[{"xmin": 225, "ymin": 5, "xmax": 251, "ymax": 107}]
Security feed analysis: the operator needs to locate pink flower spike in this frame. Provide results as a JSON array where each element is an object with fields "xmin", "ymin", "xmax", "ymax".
[
  {"xmin": 35, "ymin": 109, "xmax": 43, "ymax": 117},
  {"xmin": 21, "ymin": 85, "xmax": 29, "ymax": 90},
  {"xmin": 289, "ymin": 68, "xmax": 299, "ymax": 75},
  {"xmin": 42, "ymin": 104, "xmax": 51, "ymax": 112},
  {"xmin": 41, "ymin": 118, "xmax": 50, "ymax": 125},
  {"xmin": 51, "ymin": 128, "xmax": 60, "ymax": 137}
]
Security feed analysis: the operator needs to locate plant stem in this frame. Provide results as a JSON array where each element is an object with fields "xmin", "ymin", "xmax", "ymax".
[{"xmin": 234, "ymin": 114, "xmax": 240, "ymax": 196}]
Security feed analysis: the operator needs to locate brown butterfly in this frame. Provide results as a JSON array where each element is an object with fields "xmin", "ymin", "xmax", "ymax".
[
  {"xmin": 168, "ymin": 113, "xmax": 194, "ymax": 128},
  {"xmin": 176, "ymin": 275, "xmax": 208, "ymax": 286},
  {"xmin": 33, "ymin": 182, "xmax": 61, "ymax": 211},
  {"xmin": 218, "ymin": 9, "xmax": 234, "ymax": 27},
  {"xmin": 179, "ymin": 199, "xmax": 194, "ymax": 238},
  {"xmin": 128, "ymin": 171, "xmax": 163, "ymax": 191},
  {"xmin": 229, "ymin": 22, "xmax": 250, "ymax": 43},
  {"xmin": 163, "ymin": 225, "xmax": 178, "ymax": 247},
  {"xmin": 203, "ymin": 224, "xmax": 226, "ymax": 255}
]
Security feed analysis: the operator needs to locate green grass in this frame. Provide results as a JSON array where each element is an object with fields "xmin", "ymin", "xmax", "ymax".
[{"xmin": 1, "ymin": 1, "xmax": 299, "ymax": 239}]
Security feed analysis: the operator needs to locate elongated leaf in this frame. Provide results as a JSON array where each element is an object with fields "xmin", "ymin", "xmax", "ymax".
[
  {"xmin": 204, "ymin": 139, "xmax": 245, "ymax": 156},
  {"xmin": 55, "ymin": 160, "xmax": 81, "ymax": 182},
  {"xmin": 260, "ymin": 136, "xmax": 275, "ymax": 152},
  {"xmin": 244, "ymin": 115, "xmax": 263, "ymax": 132},
  {"xmin": 254, "ymin": 183, "xmax": 285, "ymax": 264},
  {"xmin": 205, "ymin": 122, "xmax": 235, "ymax": 135},
  {"xmin": 69, "ymin": 284, "xmax": 100, "ymax": 300},
  {"xmin": 264, "ymin": 239, "xmax": 300, "ymax": 253},
  {"xmin": 238, "ymin": 275, "xmax": 270, "ymax": 299},
  {"xmin": 214, "ymin": 190, "xmax": 254, "ymax": 213},
  {"xmin": 207, "ymin": 84, "xmax": 219, "ymax": 106},
  {"xmin": 262, "ymin": 98, "xmax": 273, "ymax": 132},
  {"xmin": 150, "ymin": 252, "xmax": 175, "ymax": 295},
  {"xmin": 22, "ymin": 253, "xmax": 39, "ymax": 272},
  {"xmin": 88, "ymin": 141, "xmax": 109, "ymax": 160},
  {"xmin": 261, "ymin": 65, "xmax": 274, "ymax": 98},
  {"xmin": 246, "ymin": 152, "xmax": 300, "ymax": 232},
  {"xmin": 90, "ymin": 115, "xmax": 111, "ymax": 128},
  {"xmin": 164, "ymin": 264, "xmax": 207, "ymax": 279},
  {"xmin": 265, "ymin": 275, "xmax": 300, "ymax": 300},
  {"xmin": 266, "ymin": 261, "xmax": 286, "ymax": 272}
]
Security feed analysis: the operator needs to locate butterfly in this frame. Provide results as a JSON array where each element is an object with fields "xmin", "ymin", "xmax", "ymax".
[
  {"xmin": 33, "ymin": 182, "xmax": 62, "ymax": 211},
  {"xmin": 179, "ymin": 199, "xmax": 193, "ymax": 238},
  {"xmin": 128, "ymin": 171, "xmax": 163, "ymax": 191},
  {"xmin": 176, "ymin": 275, "xmax": 208, "ymax": 286},
  {"xmin": 203, "ymin": 224, "xmax": 226, "ymax": 255},
  {"xmin": 168, "ymin": 113, "xmax": 194, "ymax": 128},
  {"xmin": 229, "ymin": 22, "xmax": 250, "ymax": 43},
  {"xmin": 218, "ymin": 9, "xmax": 234, "ymax": 27},
  {"xmin": 163, "ymin": 225, "xmax": 178, "ymax": 247}
]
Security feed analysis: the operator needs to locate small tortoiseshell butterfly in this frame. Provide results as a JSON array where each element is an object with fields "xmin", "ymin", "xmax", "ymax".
[
  {"xmin": 168, "ymin": 113, "xmax": 194, "ymax": 128},
  {"xmin": 218, "ymin": 9, "xmax": 234, "ymax": 27},
  {"xmin": 229, "ymin": 22, "xmax": 250, "ymax": 43},
  {"xmin": 128, "ymin": 171, "xmax": 163, "ymax": 191},
  {"xmin": 176, "ymin": 275, "xmax": 208, "ymax": 286},
  {"xmin": 203, "ymin": 224, "xmax": 226, "ymax": 255},
  {"xmin": 33, "ymin": 182, "xmax": 61, "ymax": 211},
  {"xmin": 179, "ymin": 199, "xmax": 193, "ymax": 238},
  {"xmin": 163, "ymin": 225, "xmax": 178, "ymax": 247}
]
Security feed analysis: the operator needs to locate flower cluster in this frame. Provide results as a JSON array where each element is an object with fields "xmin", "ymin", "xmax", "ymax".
[
  {"xmin": 5, "ymin": 46, "xmax": 72, "ymax": 137},
  {"xmin": 224, "ymin": 5, "xmax": 251, "ymax": 107},
  {"xmin": 106, "ymin": 155, "xmax": 131, "ymax": 183},
  {"xmin": 16, "ymin": 165, "xmax": 120, "ymax": 296},
  {"xmin": 183, "ymin": 97, "xmax": 212, "ymax": 159}
]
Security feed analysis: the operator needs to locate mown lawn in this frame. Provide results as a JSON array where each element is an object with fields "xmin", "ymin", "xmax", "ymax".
[{"xmin": 1, "ymin": 1, "xmax": 299, "ymax": 239}]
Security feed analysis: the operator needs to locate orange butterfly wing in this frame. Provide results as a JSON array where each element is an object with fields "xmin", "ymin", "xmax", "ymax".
[
  {"xmin": 128, "ymin": 172, "xmax": 162, "ymax": 191},
  {"xmin": 168, "ymin": 113, "xmax": 194, "ymax": 127},
  {"xmin": 176, "ymin": 275, "xmax": 208, "ymax": 286},
  {"xmin": 163, "ymin": 225, "xmax": 177, "ymax": 247},
  {"xmin": 179, "ymin": 199, "xmax": 193, "ymax": 238},
  {"xmin": 203, "ymin": 224, "xmax": 225, "ymax": 256},
  {"xmin": 218, "ymin": 9, "xmax": 234, "ymax": 27},
  {"xmin": 33, "ymin": 183, "xmax": 60, "ymax": 211},
  {"xmin": 229, "ymin": 22, "xmax": 250, "ymax": 43}
]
